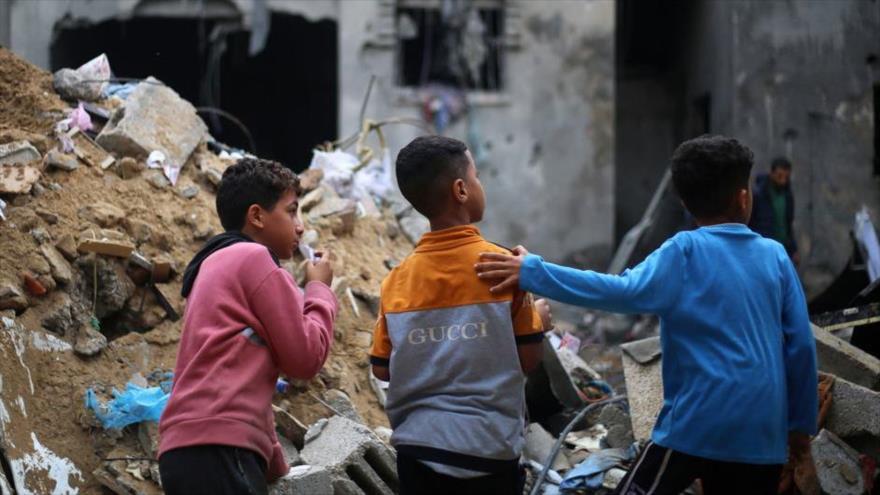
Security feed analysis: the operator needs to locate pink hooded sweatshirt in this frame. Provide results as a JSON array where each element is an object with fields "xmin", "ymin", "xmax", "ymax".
[{"xmin": 158, "ymin": 242, "xmax": 336, "ymax": 480}]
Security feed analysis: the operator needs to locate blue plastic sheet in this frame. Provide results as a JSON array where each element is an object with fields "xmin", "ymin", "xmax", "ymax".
[
  {"xmin": 84, "ymin": 382, "xmax": 169, "ymax": 429},
  {"xmin": 560, "ymin": 445, "xmax": 636, "ymax": 493},
  {"xmin": 103, "ymin": 82, "xmax": 138, "ymax": 100}
]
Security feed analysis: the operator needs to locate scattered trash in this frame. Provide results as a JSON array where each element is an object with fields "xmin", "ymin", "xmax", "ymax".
[
  {"xmin": 103, "ymin": 82, "xmax": 139, "ymax": 100},
  {"xmin": 84, "ymin": 383, "xmax": 169, "ymax": 430},
  {"xmin": 146, "ymin": 150, "xmax": 182, "ymax": 186},
  {"xmin": 559, "ymin": 446, "xmax": 635, "ymax": 492}
]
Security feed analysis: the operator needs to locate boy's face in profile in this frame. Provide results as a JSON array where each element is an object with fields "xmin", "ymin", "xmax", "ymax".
[
  {"xmin": 256, "ymin": 189, "xmax": 303, "ymax": 260},
  {"xmin": 461, "ymin": 150, "xmax": 486, "ymax": 223}
]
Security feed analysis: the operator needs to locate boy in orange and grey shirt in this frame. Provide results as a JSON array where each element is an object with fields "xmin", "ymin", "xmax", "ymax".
[{"xmin": 370, "ymin": 136, "xmax": 544, "ymax": 495}]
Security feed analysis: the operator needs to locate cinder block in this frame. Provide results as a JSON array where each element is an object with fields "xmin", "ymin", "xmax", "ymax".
[
  {"xmin": 813, "ymin": 324, "xmax": 880, "ymax": 391},
  {"xmin": 97, "ymin": 77, "xmax": 207, "ymax": 167},
  {"xmin": 620, "ymin": 337, "xmax": 663, "ymax": 442},
  {"xmin": 826, "ymin": 377, "xmax": 880, "ymax": 439},
  {"xmin": 269, "ymin": 465, "xmax": 332, "ymax": 495},
  {"xmin": 811, "ymin": 429, "xmax": 864, "ymax": 495},
  {"xmin": 301, "ymin": 416, "xmax": 398, "ymax": 495}
]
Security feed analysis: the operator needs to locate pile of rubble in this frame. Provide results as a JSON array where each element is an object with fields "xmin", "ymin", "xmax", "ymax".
[{"xmin": 0, "ymin": 48, "xmax": 416, "ymax": 494}]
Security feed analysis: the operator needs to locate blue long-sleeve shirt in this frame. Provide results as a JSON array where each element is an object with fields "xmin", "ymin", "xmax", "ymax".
[{"xmin": 521, "ymin": 223, "xmax": 817, "ymax": 464}]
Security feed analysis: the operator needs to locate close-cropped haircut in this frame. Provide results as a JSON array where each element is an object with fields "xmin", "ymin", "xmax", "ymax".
[
  {"xmin": 771, "ymin": 157, "xmax": 792, "ymax": 171},
  {"xmin": 670, "ymin": 135, "xmax": 754, "ymax": 220},
  {"xmin": 216, "ymin": 158, "xmax": 301, "ymax": 231},
  {"xmin": 395, "ymin": 135, "xmax": 470, "ymax": 217}
]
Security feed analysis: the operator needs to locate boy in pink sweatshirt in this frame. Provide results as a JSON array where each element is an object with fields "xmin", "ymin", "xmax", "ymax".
[{"xmin": 158, "ymin": 158, "xmax": 337, "ymax": 495}]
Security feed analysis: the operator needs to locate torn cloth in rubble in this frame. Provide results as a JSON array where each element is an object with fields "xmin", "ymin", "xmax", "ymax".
[{"xmin": 559, "ymin": 446, "xmax": 636, "ymax": 492}]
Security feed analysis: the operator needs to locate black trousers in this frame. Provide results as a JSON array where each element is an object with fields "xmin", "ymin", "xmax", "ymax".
[
  {"xmin": 397, "ymin": 452, "xmax": 524, "ymax": 495},
  {"xmin": 614, "ymin": 441, "xmax": 783, "ymax": 495},
  {"xmin": 159, "ymin": 445, "xmax": 268, "ymax": 495}
]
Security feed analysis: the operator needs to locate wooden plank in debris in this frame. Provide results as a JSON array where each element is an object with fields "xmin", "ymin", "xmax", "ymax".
[
  {"xmin": 77, "ymin": 239, "xmax": 135, "ymax": 258},
  {"xmin": 67, "ymin": 128, "xmax": 116, "ymax": 169},
  {"xmin": 812, "ymin": 302, "xmax": 880, "ymax": 332}
]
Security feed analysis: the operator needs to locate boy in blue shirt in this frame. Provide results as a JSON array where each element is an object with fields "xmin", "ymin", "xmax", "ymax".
[{"xmin": 476, "ymin": 135, "xmax": 818, "ymax": 494}]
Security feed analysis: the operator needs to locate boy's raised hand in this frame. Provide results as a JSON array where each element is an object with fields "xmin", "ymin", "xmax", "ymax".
[
  {"xmin": 476, "ymin": 245, "xmax": 529, "ymax": 293},
  {"xmin": 305, "ymin": 251, "xmax": 334, "ymax": 287}
]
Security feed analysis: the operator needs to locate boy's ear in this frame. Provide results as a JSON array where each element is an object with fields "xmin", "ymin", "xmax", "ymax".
[
  {"xmin": 245, "ymin": 204, "xmax": 265, "ymax": 229},
  {"xmin": 452, "ymin": 178, "xmax": 468, "ymax": 204}
]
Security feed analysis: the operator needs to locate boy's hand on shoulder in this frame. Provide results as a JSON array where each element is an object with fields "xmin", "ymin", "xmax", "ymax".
[
  {"xmin": 305, "ymin": 250, "xmax": 333, "ymax": 287},
  {"xmin": 476, "ymin": 245, "xmax": 529, "ymax": 293}
]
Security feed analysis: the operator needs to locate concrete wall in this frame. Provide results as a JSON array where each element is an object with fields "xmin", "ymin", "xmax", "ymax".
[
  {"xmin": 678, "ymin": 0, "xmax": 880, "ymax": 297},
  {"xmin": 731, "ymin": 0, "xmax": 879, "ymax": 297},
  {"xmin": 340, "ymin": 0, "xmax": 616, "ymax": 264}
]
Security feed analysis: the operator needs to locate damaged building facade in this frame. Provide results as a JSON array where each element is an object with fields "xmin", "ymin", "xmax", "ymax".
[
  {"xmin": 1, "ymin": 0, "xmax": 880, "ymax": 494},
  {"xmin": 4, "ymin": 0, "xmax": 617, "ymax": 266}
]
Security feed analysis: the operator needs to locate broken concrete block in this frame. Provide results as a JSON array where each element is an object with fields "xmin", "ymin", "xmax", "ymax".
[
  {"xmin": 55, "ymin": 233, "xmax": 78, "ymax": 261},
  {"xmin": 0, "ymin": 162, "xmax": 41, "ymax": 194},
  {"xmin": 53, "ymin": 67, "xmax": 103, "ymax": 101},
  {"xmin": 278, "ymin": 434, "xmax": 302, "ymax": 467},
  {"xmin": 813, "ymin": 324, "xmax": 880, "ymax": 391},
  {"xmin": 0, "ymin": 140, "xmax": 41, "ymax": 166},
  {"xmin": 97, "ymin": 77, "xmax": 207, "ymax": 168},
  {"xmin": 0, "ymin": 281, "xmax": 28, "ymax": 312},
  {"xmin": 398, "ymin": 213, "xmax": 430, "ymax": 245},
  {"xmin": 46, "ymin": 150, "xmax": 80, "ymax": 171},
  {"xmin": 30, "ymin": 227, "xmax": 51, "ymax": 244},
  {"xmin": 40, "ymin": 244, "xmax": 73, "ymax": 286},
  {"xmin": 78, "ymin": 202, "xmax": 126, "ymax": 228},
  {"xmin": 301, "ymin": 416, "xmax": 398, "ymax": 495},
  {"xmin": 270, "ymin": 465, "xmax": 332, "ymax": 495},
  {"xmin": 75, "ymin": 256, "xmax": 136, "ymax": 318},
  {"xmin": 826, "ymin": 377, "xmax": 880, "ymax": 442},
  {"xmin": 75, "ymin": 323, "xmax": 108, "ymax": 357},
  {"xmin": 325, "ymin": 389, "xmax": 365, "ymax": 424},
  {"xmin": 524, "ymin": 422, "xmax": 571, "ymax": 471},
  {"xmin": 145, "ymin": 169, "xmax": 170, "ymax": 190},
  {"xmin": 811, "ymin": 429, "xmax": 864, "ymax": 495},
  {"xmin": 620, "ymin": 337, "xmax": 663, "ymax": 442},
  {"xmin": 116, "ymin": 157, "xmax": 145, "ymax": 179},
  {"xmin": 274, "ymin": 405, "xmax": 308, "ymax": 449}
]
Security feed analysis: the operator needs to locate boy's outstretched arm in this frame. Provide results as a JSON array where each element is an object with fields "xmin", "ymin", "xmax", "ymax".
[
  {"xmin": 781, "ymin": 258, "xmax": 819, "ymax": 436},
  {"xmin": 476, "ymin": 239, "xmax": 685, "ymax": 315}
]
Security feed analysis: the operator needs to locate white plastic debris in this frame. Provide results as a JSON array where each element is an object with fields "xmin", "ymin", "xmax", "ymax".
[
  {"xmin": 146, "ymin": 150, "xmax": 181, "ymax": 186},
  {"xmin": 0, "ymin": 198, "xmax": 7, "ymax": 221}
]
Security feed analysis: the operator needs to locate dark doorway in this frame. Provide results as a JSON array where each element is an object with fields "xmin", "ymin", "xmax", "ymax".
[{"xmin": 50, "ymin": 12, "xmax": 337, "ymax": 172}]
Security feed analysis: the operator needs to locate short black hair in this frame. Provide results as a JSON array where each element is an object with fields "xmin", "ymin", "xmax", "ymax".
[
  {"xmin": 216, "ymin": 158, "xmax": 301, "ymax": 231},
  {"xmin": 670, "ymin": 135, "xmax": 754, "ymax": 219},
  {"xmin": 396, "ymin": 135, "xmax": 470, "ymax": 217},
  {"xmin": 771, "ymin": 157, "xmax": 792, "ymax": 171}
]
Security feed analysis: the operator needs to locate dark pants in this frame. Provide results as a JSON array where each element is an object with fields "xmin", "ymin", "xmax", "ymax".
[
  {"xmin": 397, "ymin": 452, "xmax": 524, "ymax": 495},
  {"xmin": 159, "ymin": 445, "xmax": 268, "ymax": 495},
  {"xmin": 614, "ymin": 441, "xmax": 783, "ymax": 495}
]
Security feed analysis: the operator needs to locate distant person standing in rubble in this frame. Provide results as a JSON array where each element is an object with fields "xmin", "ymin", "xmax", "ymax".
[
  {"xmin": 477, "ymin": 136, "xmax": 819, "ymax": 495},
  {"xmin": 158, "ymin": 159, "xmax": 337, "ymax": 495},
  {"xmin": 750, "ymin": 157, "xmax": 799, "ymax": 265}
]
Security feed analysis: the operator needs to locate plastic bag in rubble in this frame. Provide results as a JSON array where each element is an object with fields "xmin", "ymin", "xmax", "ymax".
[
  {"xmin": 353, "ymin": 148, "xmax": 395, "ymax": 201},
  {"xmin": 147, "ymin": 150, "xmax": 181, "ymax": 186},
  {"xmin": 310, "ymin": 149, "xmax": 358, "ymax": 198},
  {"xmin": 84, "ymin": 383, "xmax": 169, "ymax": 430},
  {"xmin": 309, "ymin": 148, "xmax": 395, "ymax": 202}
]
